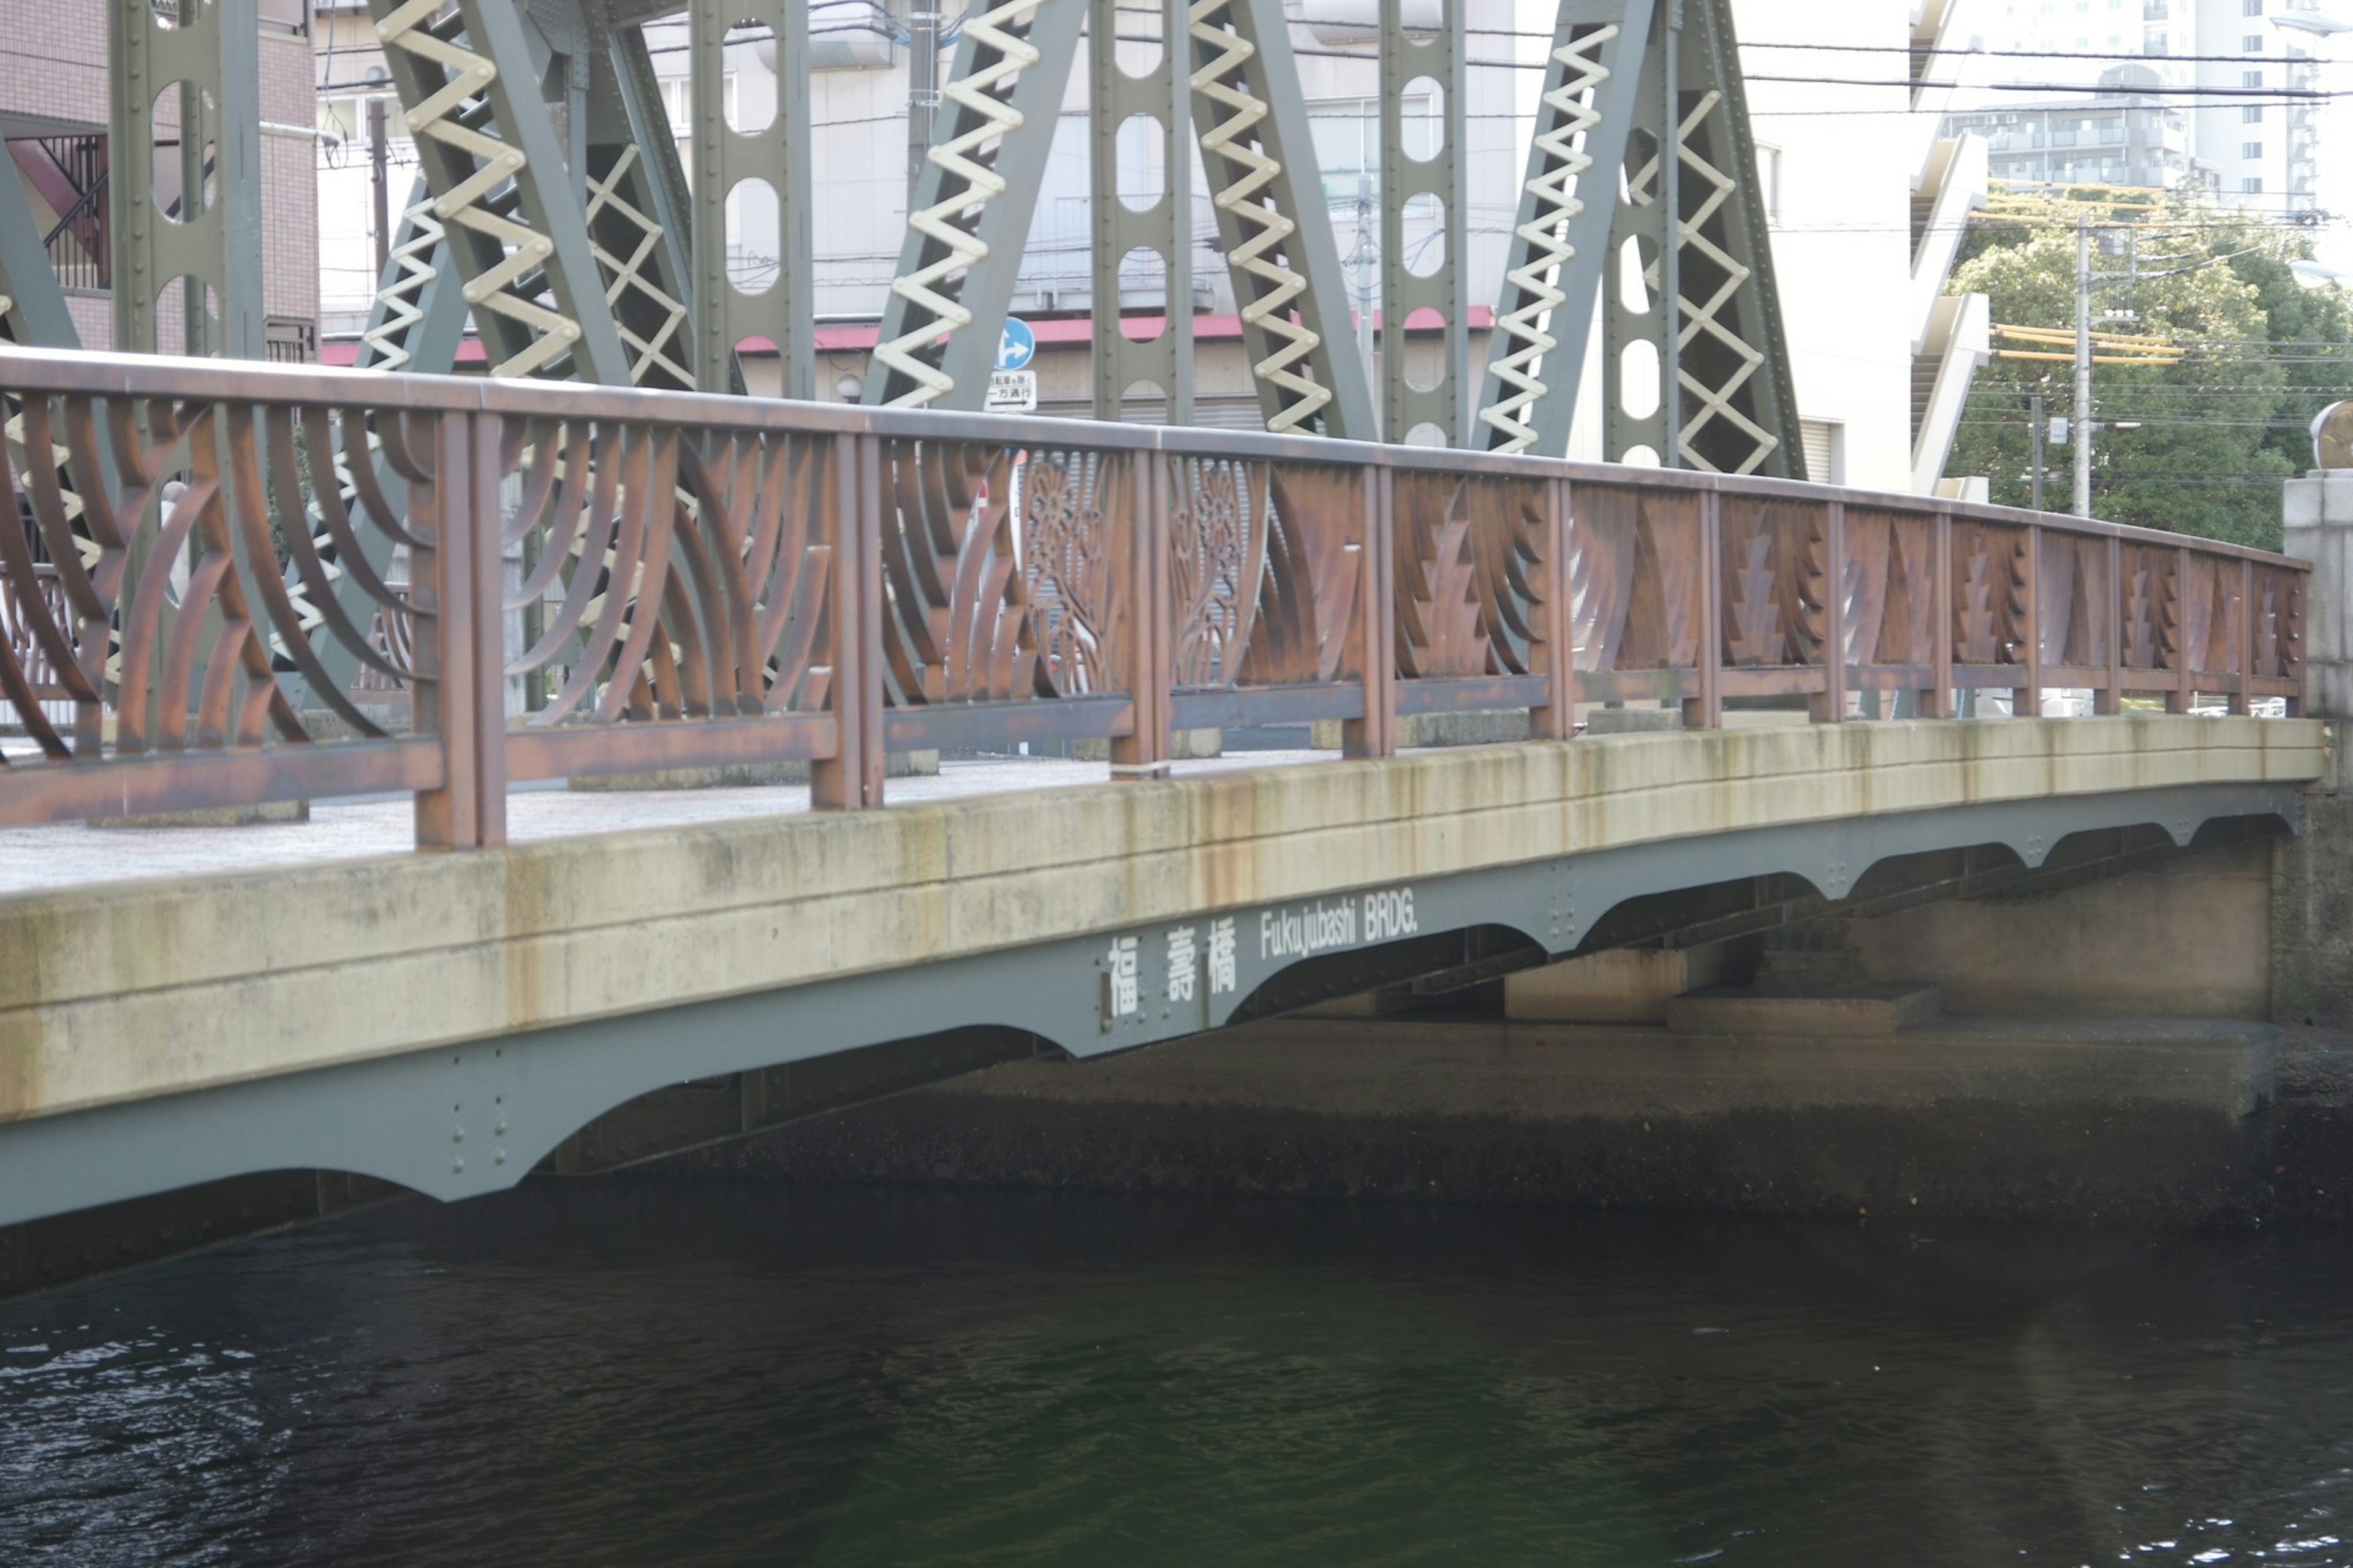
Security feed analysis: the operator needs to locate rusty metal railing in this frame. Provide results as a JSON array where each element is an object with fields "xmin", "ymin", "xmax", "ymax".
[{"xmin": 0, "ymin": 347, "xmax": 2310, "ymax": 847}]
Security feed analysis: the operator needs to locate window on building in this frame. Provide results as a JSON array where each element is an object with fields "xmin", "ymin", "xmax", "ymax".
[
  {"xmin": 1307, "ymin": 95, "xmax": 1439, "ymax": 185},
  {"xmin": 656, "ymin": 71, "xmax": 738, "ymax": 148},
  {"xmin": 1753, "ymin": 142, "xmax": 1784, "ymax": 219},
  {"xmin": 2245, "ymin": 69, "xmax": 2264, "ymax": 86},
  {"xmin": 2245, "ymin": 104, "xmax": 2265, "ymax": 123},
  {"xmin": 2100, "ymin": 118, "xmax": 2126, "ymax": 143},
  {"xmin": 2246, "ymin": 140, "xmax": 2265, "ymax": 157},
  {"xmin": 2245, "ymin": 176, "xmax": 2265, "ymax": 192},
  {"xmin": 319, "ymin": 91, "xmax": 409, "ymax": 147},
  {"xmin": 2244, "ymin": 0, "xmax": 2263, "ymax": 13},
  {"xmin": 2245, "ymin": 33, "xmax": 2264, "ymax": 49}
]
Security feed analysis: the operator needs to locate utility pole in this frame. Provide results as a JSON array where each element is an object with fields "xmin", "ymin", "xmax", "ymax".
[
  {"xmin": 2074, "ymin": 213, "xmax": 2094, "ymax": 519},
  {"xmin": 2029, "ymin": 391, "xmax": 2046, "ymax": 512},
  {"xmin": 907, "ymin": 5, "xmax": 939, "ymax": 205},
  {"xmin": 1353, "ymin": 164, "xmax": 1376, "ymax": 406},
  {"xmin": 368, "ymin": 91, "xmax": 390, "ymax": 282}
]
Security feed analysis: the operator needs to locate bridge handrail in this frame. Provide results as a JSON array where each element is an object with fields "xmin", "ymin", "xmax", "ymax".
[{"xmin": 0, "ymin": 346, "xmax": 2309, "ymax": 846}]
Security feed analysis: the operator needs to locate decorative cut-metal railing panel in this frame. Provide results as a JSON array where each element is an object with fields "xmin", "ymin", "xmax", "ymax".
[{"xmin": 0, "ymin": 348, "xmax": 2311, "ymax": 846}]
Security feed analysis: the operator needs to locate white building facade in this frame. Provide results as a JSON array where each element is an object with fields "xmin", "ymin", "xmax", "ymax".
[{"xmin": 1967, "ymin": 0, "xmax": 2338, "ymax": 215}]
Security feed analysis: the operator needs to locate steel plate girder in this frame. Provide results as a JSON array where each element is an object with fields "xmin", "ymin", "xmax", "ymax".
[
  {"xmin": 688, "ymin": 0, "xmax": 813, "ymax": 398},
  {"xmin": 1379, "ymin": 0, "xmax": 1468, "ymax": 445},
  {"xmin": 108, "ymin": 0, "xmax": 263, "ymax": 358},
  {"xmin": 0, "ymin": 783, "xmax": 2301, "ymax": 1229},
  {"xmin": 1090, "ymin": 0, "xmax": 1195, "ymax": 423}
]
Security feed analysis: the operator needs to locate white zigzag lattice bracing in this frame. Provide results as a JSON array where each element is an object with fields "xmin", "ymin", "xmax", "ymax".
[
  {"xmin": 873, "ymin": 0, "xmax": 1043, "ymax": 408},
  {"xmin": 1190, "ymin": 0, "xmax": 1328, "ymax": 434},
  {"xmin": 1670, "ymin": 89, "xmax": 1775, "ymax": 475},
  {"xmin": 359, "ymin": 197, "xmax": 442, "ymax": 373},
  {"xmin": 585, "ymin": 145, "xmax": 693, "ymax": 389},
  {"xmin": 374, "ymin": 0, "xmax": 585, "ymax": 380},
  {"xmin": 1477, "ymin": 24, "xmax": 1615, "ymax": 456}
]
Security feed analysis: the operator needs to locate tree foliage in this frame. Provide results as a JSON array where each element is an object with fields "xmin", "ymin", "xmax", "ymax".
[{"xmin": 1945, "ymin": 191, "xmax": 2353, "ymax": 551}]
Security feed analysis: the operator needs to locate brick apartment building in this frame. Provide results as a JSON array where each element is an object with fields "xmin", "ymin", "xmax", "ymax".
[{"xmin": 0, "ymin": 0, "xmax": 320, "ymax": 357}]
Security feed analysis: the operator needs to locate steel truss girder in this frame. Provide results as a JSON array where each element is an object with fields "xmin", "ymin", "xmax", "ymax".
[
  {"xmin": 1090, "ymin": 0, "xmax": 1195, "ymax": 423},
  {"xmin": 688, "ymin": 0, "xmax": 813, "ymax": 398},
  {"xmin": 0, "ymin": 157, "xmax": 80, "ymax": 350},
  {"xmin": 1379, "ymin": 0, "xmax": 1468, "ymax": 445},
  {"xmin": 868, "ymin": 0, "xmax": 1090, "ymax": 409},
  {"xmin": 108, "ymin": 0, "xmax": 263, "ymax": 357},
  {"xmin": 1605, "ymin": 0, "xmax": 1801, "ymax": 477},
  {"xmin": 1474, "ymin": 0, "xmax": 1651, "ymax": 456},
  {"xmin": 368, "ymin": 0, "xmax": 632, "ymax": 384},
  {"xmin": 1188, "ymin": 0, "xmax": 1374, "ymax": 439}
]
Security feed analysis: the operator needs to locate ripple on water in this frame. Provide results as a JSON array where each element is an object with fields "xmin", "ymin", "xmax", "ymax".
[{"xmin": 3, "ymin": 1187, "xmax": 2353, "ymax": 1566}]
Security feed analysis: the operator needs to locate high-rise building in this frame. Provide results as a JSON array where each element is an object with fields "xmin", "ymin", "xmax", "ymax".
[{"xmin": 1963, "ymin": 0, "xmax": 2340, "ymax": 215}]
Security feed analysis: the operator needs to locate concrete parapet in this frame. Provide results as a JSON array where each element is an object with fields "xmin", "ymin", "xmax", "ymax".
[{"xmin": 0, "ymin": 716, "xmax": 2319, "ymax": 1133}]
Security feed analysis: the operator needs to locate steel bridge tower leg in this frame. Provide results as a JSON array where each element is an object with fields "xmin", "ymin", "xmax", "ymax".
[
  {"xmin": 867, "ymin": 0, "xmax": 1090, "ymax": 409},
  {"xmin": 108, "ymin": 0, "xmax": 263, "ymax": 358},
  {"xmin": 688, "ymin": 1, "xmax": 813, "ymax": 399},
  {"xmin": 1379, "ymin": 0, "xmax": 1467, "ymax": 446},
  {"xmin": 0, "ymin": 156, "xmax": 81, "ymax": 350},
  {"xmin": 1472, "ymin": 0, "xmax": 1650, "ymax": 458},
  {"xmin": 366, "ymin": 0, "xmax": 632, "ymax": 384},
  {"xmin": 1090, "ymin": 0, "xmax": 1195, "ymax": 425},
  {"xmin": 1603, "ymin": 0, "xmax": 1800, "ymax": 477}
]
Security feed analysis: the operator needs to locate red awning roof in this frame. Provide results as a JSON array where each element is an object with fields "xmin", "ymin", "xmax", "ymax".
[{"xmin": 319, "ymin": 307, "xmax": 1495, "ymax": 368}]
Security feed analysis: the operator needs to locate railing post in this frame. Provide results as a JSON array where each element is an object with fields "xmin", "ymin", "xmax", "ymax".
[
  {"xmin": 1926, "ymin": 506, "xmax": 1955, "ymax": 718},
  {"xmin": 1344, "ymin": 455, "xmax": 1396, "ymax": 758},
  {"xmin": 1533, "ymin": 476, "xmax": 1577, "ymax": 740},
  {"xmin": 2167, "ymin": 542, "xmax": 2194, "ymax": 714},
  {"xmin": 2014, "ymin": 523, "xmax": 2042, "ymax": 718},
  {"xmin": 1685, "ymin": 487, "xmax": 1722, "ymax": 729},
  {"xmin": 2232, "ymin": 556, "xmax": 2255, "ymax": 716},
  {"xmin": 1112, "ymin": 449, "xmax": 1170, "ymax": 778},
  {"xmin": 813, "ymin": 433, "xmax": 885, "ymax": 808},
  {"xmin": 2097, "ymin": 534, "xmax": 2122, "ymax": 715},
  {"xmin": 468, "ymin": 411, "xmax": 508, "ymax": 845},
  {"xmin": 414, "ymin": 406, "xmax": 497, "ymax": 850},
  {"xmin": 1813, "ymin": 499, "xmax": 1846, "ymax": 724}
]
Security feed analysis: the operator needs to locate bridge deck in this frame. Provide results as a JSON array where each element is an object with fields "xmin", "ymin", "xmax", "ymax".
[
  {"xmin": 0, "ymin": 749, "xmax": 1327, "ymax": 897},
  {"xmin": 0, "ymin": 716, "xmax": 2321, "ymax": 1230}
]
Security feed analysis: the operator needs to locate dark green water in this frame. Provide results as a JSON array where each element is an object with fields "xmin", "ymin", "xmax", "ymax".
[{"xmin": 3, "ymin": 1183, "xmax": 2352, "ymax": 1565}]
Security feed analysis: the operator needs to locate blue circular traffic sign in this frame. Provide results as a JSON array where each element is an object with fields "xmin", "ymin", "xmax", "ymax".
[{"xmin": 996, "ymin": 318, "xmax": 1036, "ymax": 371}]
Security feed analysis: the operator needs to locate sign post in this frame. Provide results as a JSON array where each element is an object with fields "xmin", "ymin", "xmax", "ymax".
[{"xmin": 988, "ymin": 317, "xmax": 1039, "ymax": 412}]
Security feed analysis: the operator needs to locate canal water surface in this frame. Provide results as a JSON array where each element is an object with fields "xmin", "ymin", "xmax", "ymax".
[{"xmin": 3, "ymin": 1182, "xmax": 2352, "ymax": 1565}]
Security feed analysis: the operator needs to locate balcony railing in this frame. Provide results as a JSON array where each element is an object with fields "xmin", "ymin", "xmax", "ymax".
[{"xmin": 0, "ymin": 348, "xmax": 2310, "ymax": 847}]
